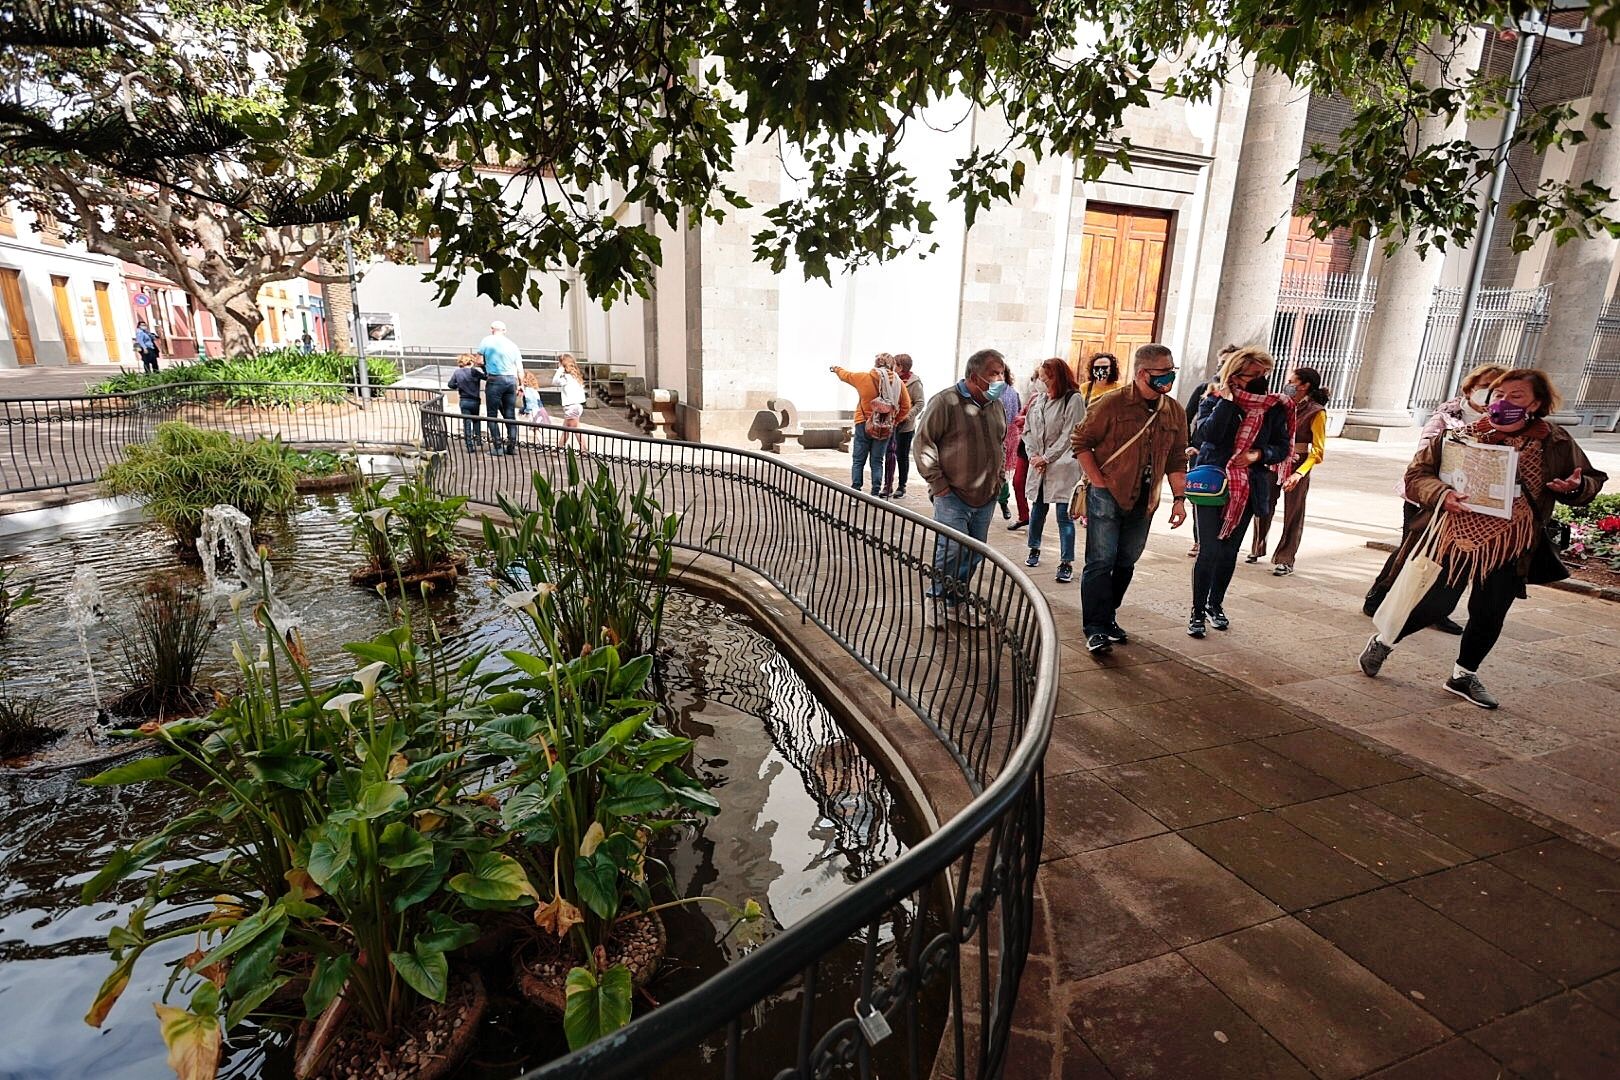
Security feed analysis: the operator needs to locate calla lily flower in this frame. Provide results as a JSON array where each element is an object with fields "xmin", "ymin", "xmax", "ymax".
[
  {"xmin": 231, "ymin": 640, "xmax": 249, "ymax": 670},
  {"xmin": 355, "ymin": 661, "xmax": 387, "ymax": 698},
  {"xmin": 363, "ymin": 507, "xmax": 392, "ymax": 532},
  {"xmin": 325, "ymin": 692, "xmax": 366, "ymax": 721},
  {"xmin": 501, "ymin": 589, "xmax": 541, "ymax": 618}
]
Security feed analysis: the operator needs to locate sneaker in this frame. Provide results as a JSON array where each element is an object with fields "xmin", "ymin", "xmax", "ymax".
[
  {"xmin": 923, "ymin": 601, "xmax": 945, "ymax": 630},
  {"xmin": 894, "ymin": 487, "xmax": 907, "ymax": 498},
  {"xmin": 1188, "ymin": 613, "xmax": 1206, "ymax": 638},
  {"xmin": 1445, "ymin": 673, "xmax": 1499, "ymax": 709},
  {"xmin": 1244, "ymin": 553, "xmax": 1261, "ymax": 564},
  {"xmin": 1055, "ymin": 562, "xmax": 1073, "ymax": 584},
  {"xmin": 489, "ymin": 447, "xmax": 508, "ymax": 457},
  {"xmin": 1187, "ymin": 544, "xmax": 1200, "ymax": 558},
  {"xmin": 879, "ymin": 487, "xmax": 894, "ymax": 498},
  {"xmin": 1208, "ymin": 607, "xmax": 1230, "ymax": 632},
  {"xmin": 1358, "ymin": 634, "xmax": 1392, "ymax": 678},
  {"xmin": 1106, "ymin": 622, "xmax": 1129, "ymax": 644},
  {"xmin": 1433, "ymin": 616, "xmax": 1465, "ymax": 635},
  {"xmin": 1272, "ymin": 564, "xmax": 1294, "ymax": 577},
  {"xmin": 1026, "ymin": 549, "xmax": 1041, "ymax": 568},
  {"xmin": 948, "ymin": 604, "xmax": 984, "ymax": 628},
  {"xmin": 1000, "ymin": 504, "xmax": 1012, "ymax": 520},
  {"xmin": 1086, "ymin": 632, "xmax": 1113, "ymax": 656},
  {"xmin": 1008, "ymin": 520, "xmax": 1028, "ymax": 532}
]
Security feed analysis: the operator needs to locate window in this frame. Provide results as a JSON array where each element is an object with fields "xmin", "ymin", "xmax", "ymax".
[{"xmin": 0, "ymin": 202, "xmax": 14, "ymax": 238}]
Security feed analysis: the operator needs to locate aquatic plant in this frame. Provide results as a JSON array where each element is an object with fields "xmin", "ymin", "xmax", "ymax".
[
  {"xmin": 0, "ymin": 685, "xmax": 55, "ymax": 756},
  {"xmin": 101, "ymin": 421, "xmax": 300, "ymax": 548},
  {"xmin": 112, "ymin": 579, "xmax": 217, "ymax": 717},
  {"xmin": 0, "ymin": 562, "xmax": 37, "ymax": 638},
  {"xmin": 483, "ymin": 453, "xmax": 680, "ymax": 660},
  {"xmin": 350, "ymin": 462, "xmax": 467, "ymax": 579}
]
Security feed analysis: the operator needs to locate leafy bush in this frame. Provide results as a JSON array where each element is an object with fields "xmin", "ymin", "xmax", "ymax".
[
  {"xmin": 101, "ymin": 421, "xmax": 301, "ymax": 547},
  {"xmin": 0, "ymin": 686, "xmax": 55, "ymax": 757},
  {"xmin": 484, "ymin": 454, "xmax": 680, "ymax": 660},
  {"xmin": 112, "ymin": 580, "xmax": 217, "ymax": 717},
  {"xmin": 352, "ymin": 464, "xmax": 467, "ymax": 576},
  {"xmin": 288, "ymin": 448, "xmax": 359, "ymax": 479},
  {"xmin": 89, "ymin": 349, "xmax": 400, "ymax": 406},
  {"xmin": 1551, "ymin": 493, "xmax": 1620, "ymax": 568},
  {"xmin": 0, "ymin": 562, "xmax": 37, "ymax": 638}
]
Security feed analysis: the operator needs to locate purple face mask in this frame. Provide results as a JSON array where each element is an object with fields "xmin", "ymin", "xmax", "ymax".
[{"xmin": 1487, "ymin": 398, "xmax": 1529, "ymax": 427}]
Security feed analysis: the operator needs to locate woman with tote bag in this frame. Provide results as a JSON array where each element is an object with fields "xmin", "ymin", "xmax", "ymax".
[{"xmin": 1359, "ymin": 369, "xmax": 1606, "ymax": 709}]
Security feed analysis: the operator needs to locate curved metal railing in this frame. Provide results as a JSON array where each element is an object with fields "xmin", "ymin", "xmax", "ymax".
[
  {"xmin": 419, "ymin": 404, "xmax": 1055, "ymax": 1080},
  {"xmin": 0, "ymin": 382, "xmax": 1056, "ymax": 1080}
]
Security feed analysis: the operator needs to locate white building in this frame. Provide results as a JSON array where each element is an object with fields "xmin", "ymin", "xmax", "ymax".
[{"xmin": 0, "ymin": 202, "xmax": 135, "ymax": 369}]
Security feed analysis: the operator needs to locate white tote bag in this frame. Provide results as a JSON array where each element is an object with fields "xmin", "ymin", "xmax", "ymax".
[{"xmin": 1372, "ymin": 510, "xmax": 1446, "ymax": 642}]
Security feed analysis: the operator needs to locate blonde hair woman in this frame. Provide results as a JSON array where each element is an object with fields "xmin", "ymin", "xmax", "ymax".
[
  {"xmin": 446, "ymin": 352, "xmax": 486, "ymax": 451},
  {"xmin": 552, "ymin": 352, "xmax": 588, "ymax": 450}
]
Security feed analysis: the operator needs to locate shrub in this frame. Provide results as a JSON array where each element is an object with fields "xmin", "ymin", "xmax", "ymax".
[
  {"xmin": 0, "ymin": 686, "xmax": 55, "ymax": 757},
  {"xmin": 112, "ymin": 580, "xmax": 217, "ymax": 717},
  {"xmin": 483, "ymin": 454, "xmax": 680, "ymax": 660},
  {"xmin": 352, "ymin": 463, "xmax": 467, "ymax": 577},
  {"xmin": 101, "ymin": 422, "xmax": 301, "ymax": 547},
  {"xmin": 89, "ymin": 349, "xmax": 400, "ymax": 406},
  {"xmin": 288, "ymin": 448, "xmax": 359, "ymax": 479}
]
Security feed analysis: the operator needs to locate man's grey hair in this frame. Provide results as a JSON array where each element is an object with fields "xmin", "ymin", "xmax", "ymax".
[
  {"xmin": 964, "ymin": 348, "xmax": 1005, "ymax": 377},
  {"xmin": 1133, "ymin": 344, "xmax": 1173, "ymax": 370}
]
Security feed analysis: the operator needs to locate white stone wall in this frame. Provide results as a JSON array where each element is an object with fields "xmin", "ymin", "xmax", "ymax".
[{"xmin": 0, "ymin": 206, "xmax": 131, "ymax": 369}]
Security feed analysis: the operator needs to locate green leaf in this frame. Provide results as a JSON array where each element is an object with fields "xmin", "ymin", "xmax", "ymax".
[
  {"xmin": 448, "ymin": 851, "xmax": 539, "ymax": 904},
  {"xmin": 245, "ymin": 751, "xmax": 326, "ymax": 790},
  {"xmin": 378, "ymin": 822, "xmax": 435, "ymax": 869},
  {"xmin": 303, "ymin": 954, "xmax": 353, "ymax": 1019},
  {"xmin": 599, "ymin": 773, "xmax": 672, "ymax": 818},
  {"xmin": 562, "ymin": 963, "xmax": 633, "ymax": 1050},
  {"xmin": 500, "ymin": 649, "xmax": 552, "ymax": 678},
  {"xmin": 392, "ymin": 844, "xmax": 452, "ymax": 911},
  {"xmin": 224, "ymin": 914, "xmax": 287, "ymax": 1000},
  {"xmin": 307, "ymin": 825, "xmax": 354, "ymax": 891},
  {"xmin": 81, "ymin": 836, "xmax": 166, "ymax": 904},
  {"xmin": 603, "ymin": 710, "xmax": 651, "ymax": 747},
  {"xmin": 629, "ymin": 737, "xmax": 693, "ymax": 772},
  {"xmin": 353, "ymin": 781, "xmax": 407, "ymax": 819},
  {"xmin": 416, "ymin": 912, "xmax": 479, "ymax": 953},
  {"xmin": 389, "ymin": 946, "xmax": 448, "ymax": 1003},
  {"xmin": 573, "ymin": 851, "xmax": 621, "ymax": 921},
  {"xmin": 81, "ymin": 755, "xmax": 183, "ymax": 787},
  {"xmin": 224, "ymin": 975, "xmax": 287, "ymax": 1031},
  {"xmin": 610, "ymin": 654, "xmax": 655, "ymax": 696},
  {"xmin": 195, "ymin": 906, "xmax": 287, "ymax": 974}
]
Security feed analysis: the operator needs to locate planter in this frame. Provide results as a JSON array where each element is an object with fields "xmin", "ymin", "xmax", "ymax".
[
  {"xmin": 514, "ymin": 912, "xmax": 666, "ymax": 1014},
  {"xmin": 350, "ymin": 553, "xmax": 467, "ymax": 595},
  {"xmin": 296, "ymin": 473, "xmax": 361, "ymax": 494},
  {"xmin": 295, "ymin": 970, "xmax": 486, "ymax": 1080}
]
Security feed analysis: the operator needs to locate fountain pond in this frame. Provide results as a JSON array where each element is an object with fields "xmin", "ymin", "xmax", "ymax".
[{"xmin": 0, "ymin": 493, "xmax": 938, "ymax": 1077}]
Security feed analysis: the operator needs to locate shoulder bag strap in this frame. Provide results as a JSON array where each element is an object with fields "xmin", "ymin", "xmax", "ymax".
[{"xmin": 1101, "ymin": 409, "xmax": 1160, "ymax": 470}]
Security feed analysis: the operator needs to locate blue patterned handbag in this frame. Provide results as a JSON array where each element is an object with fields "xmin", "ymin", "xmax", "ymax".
[{"xmin": 1184, "ymin": 464, "xmax": 1228, "ymax": 506}]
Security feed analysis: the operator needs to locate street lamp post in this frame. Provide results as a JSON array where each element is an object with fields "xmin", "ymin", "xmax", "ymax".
[{"xmin": 344, "ymin": 235, "xmax": 371, "ymax": 408}]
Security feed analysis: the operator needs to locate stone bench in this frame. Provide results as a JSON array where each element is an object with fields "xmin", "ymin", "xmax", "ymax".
[
  {"xmin": 627, "ymin": 388, "xmax": 679, "ymax": 439},
  {"xmin": 749, "ymin": 398, "xmax": 852, "ymax": 454}
]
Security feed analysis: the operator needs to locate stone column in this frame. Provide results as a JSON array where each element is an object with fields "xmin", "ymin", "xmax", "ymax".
[
  {"xmin": 1204, "ymin": 66, "xmax": 1310, "ymax": 372},
  {"xmin": 1536, "ymin": 42, "xmax": 1620, "ymax": 424},
  {"xmin": 1344, "ymin": 30, "xmax": 1486, "ymax": 441}
]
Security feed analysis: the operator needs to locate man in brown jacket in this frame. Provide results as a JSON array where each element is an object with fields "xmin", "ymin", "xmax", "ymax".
[
  {"xmin": 1071, "ymin": 343, "xmax": 1189, "ymax": 655},
  {"xmin": 914, "ymin": 348, "xmax": 1009, "ymax": 625}
]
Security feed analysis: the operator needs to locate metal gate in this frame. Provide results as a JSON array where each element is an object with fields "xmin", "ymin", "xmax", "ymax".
[
  {"xmin": 1268, "ymin": 271, "xmax": 1378, "ymax": 411},
  {"xmin": 1408, "ymin": 284, "xmax": 1551, "ymax": 412},
  {"xmin": 1575, "ymin": 300, "xmax": 1620, "ymax": 430}
]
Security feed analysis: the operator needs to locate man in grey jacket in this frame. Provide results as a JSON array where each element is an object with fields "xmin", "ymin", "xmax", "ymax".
[{"xmin": 913, "ymin": 348, "xmax": 1009, "ymax": 625}]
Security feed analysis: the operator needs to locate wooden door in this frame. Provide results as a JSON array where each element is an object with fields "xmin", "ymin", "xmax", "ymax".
[
  {"xmin": 1282, "ymin": 215, "xmax": 1353, "ymax": 278},
  {"xmin": 94, "ymin": 282, "xmax": 123, "ymax": 363},
  {"xmin": 0, "ymin": 268, "xmax": 36, "ymax": 365},
  {"xmin": 50, "ymin": 275, "xmax": 83, "ymax": 363},
  {"xmin": 1070, "ymin": 205, "xmax": 1170, "ymax": 369}
]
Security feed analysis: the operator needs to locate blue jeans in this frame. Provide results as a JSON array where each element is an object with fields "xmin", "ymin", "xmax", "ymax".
[
  {"xmin": 850, "ymin": 422, "xmax": 891, "ymax": 494},
  {"xmin": 457, "ymin": 396, "xmax": 482, "ymax": 449},
  {"xmin": 1081, "ymin": 486, "xmax": 1152, "ymax": 636},
  {"xmin": 1027, "ymin": 482, "xmax": 1075, "ymax": 562},
  {"xmin": 927, "ymin": 491, "xmax": 995, "ymax": 605},
  {"xmin": 485, "ymin": 376, "xmax": 518, "ymax": 451}
]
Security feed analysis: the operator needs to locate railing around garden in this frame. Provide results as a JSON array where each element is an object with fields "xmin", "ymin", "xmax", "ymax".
[{"xmin": 0, "ymin": 382, "xmax": 1056, "ymax": 1080}]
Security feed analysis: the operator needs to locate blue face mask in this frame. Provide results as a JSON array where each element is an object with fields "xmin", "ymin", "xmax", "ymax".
[
  {"xmin": 985, "ymin": 379, "xmax": 1008, "ymax": 402},
  {"xmin": 1147, "ymin": 372, "xmax": 1176, "ymax": 394}
]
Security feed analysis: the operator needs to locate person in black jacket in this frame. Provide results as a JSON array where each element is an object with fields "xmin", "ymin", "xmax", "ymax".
[
  {"xmin": 1188, "ymin": 346, "xmax": 1292, "ymax": 637},
  {"xmin": 1182, "ymin": 343, "xmax": 1237, "ymax": 560},
  {"xmin": 447, "ymin": 353, "xmax": 487, "ymax": 451}
]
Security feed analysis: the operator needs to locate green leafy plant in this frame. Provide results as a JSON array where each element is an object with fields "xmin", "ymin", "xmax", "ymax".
[
  {"xmin": 101, "ymin": 422, "xmax": 301, "ymax": 548},
  {"xmin": 288, "ymin": 448, "xmax": 359, "ymax": 480},
  {"xmin": 89, "ymin": 350, "xmax": 401, "ymax": 406},
  {"xmin": 483, "ymin": 454, "xmax": 680, "ymax": 660},
  {"xmin": 112, "ymin": 579, "xmax": 217, "ymax": 717},
  {"xmin": 352, "ymin": 463, "xmax": 467, "ymax": 578},
  {"xmin": 79, "ymin": 579, "xmax": 519, "ymax": 1077},
  {"xmin": 0, "ymin": 562, "xmax": 37, "ymax": 638},
  {"xmin": 1552, "ymin": 494, "xmax": 1620, "ymax": 569},
  {"xmin": 0, "ymin": 684, "xmax": 56, "ymax": 757}
]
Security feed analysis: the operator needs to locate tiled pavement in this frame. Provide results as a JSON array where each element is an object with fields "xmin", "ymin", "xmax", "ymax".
[{"xmin": 784, "ymin": 437, "xmax": 1620, "ymax": 1078}]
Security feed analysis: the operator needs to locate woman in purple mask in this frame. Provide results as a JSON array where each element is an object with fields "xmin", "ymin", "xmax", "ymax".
[{"xmin": 1358, "ymin": 369, "xmax": 1607, "ymax": 709}]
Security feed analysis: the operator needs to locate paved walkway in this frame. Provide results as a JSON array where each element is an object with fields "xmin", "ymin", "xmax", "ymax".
[{"xmin": 785, "ymin": 435, "xmax": 1620, "ymax": 1079}]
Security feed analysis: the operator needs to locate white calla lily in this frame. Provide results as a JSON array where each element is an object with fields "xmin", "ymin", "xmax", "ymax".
[
  {"xmin": 325, "ymin": 692, "xmax": 366, "ymax": 721},
  {"xmin": 501, "ymin": 589, "xmax": 541, "ymax": 618},
  {"xmin": 355, "ymin": 661, "xmax": 388, "ymax": 699},
  {"xmin": 363, "ymin": 507, "xmax": 393, "ymax": 532}
]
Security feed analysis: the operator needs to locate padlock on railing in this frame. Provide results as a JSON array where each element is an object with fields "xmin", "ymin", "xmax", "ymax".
[{"xmin": 854, "ymin": 1000, "xmax": 892, "ymax": 1046}]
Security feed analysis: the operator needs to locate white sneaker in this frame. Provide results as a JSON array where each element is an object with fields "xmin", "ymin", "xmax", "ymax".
[{"xmin": 948, "ymin": 604, "xmax": 984, "ymax": 628}]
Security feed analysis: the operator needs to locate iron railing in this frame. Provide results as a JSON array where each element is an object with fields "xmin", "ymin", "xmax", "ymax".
[
  {"xmin": 423, "ymin": 405, "xmax": 1052, "ymax": 1080},
  {"xmin": 0, "ymin": 383, "xmax": 1056, "ymax": 1080},
  {"xmin": 0, "ymin": 381, "xmax": 441, "ymax": 497},
  {"xmin": 1574, "ymin": 300, "xmax": 1620, "ymax": 426},
  {"xmin": 1408, "ymin": 283, "xmax": 1552, "ymax": 412},
  {"xmin": 1268, "ymin": 271, "xmax": 1378, "ymax": 412}
]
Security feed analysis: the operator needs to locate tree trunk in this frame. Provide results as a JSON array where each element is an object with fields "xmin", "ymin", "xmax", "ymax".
[{"xmin": 190, "ymin": 288, "xmax": 263, "ymax": 356}]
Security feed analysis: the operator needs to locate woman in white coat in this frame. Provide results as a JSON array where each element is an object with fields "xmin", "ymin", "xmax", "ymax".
[{"xmin": 1023, "ymin": 357, "xmax": 1089, "ymax": 583}]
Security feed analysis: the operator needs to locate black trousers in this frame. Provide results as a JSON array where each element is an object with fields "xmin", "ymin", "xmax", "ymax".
[
  {"xmin": 1394, "ymin": 560, "xmax": 1520, "ymax": 672},
  {"xmin": 1191, "ymin": 502, "xmax": 1254, "ymax": 615}
]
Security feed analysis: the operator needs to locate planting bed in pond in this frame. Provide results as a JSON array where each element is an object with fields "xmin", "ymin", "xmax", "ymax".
[{"xmin": 0, "ymin": 494, "xmax": 936, "ymax": 1077}]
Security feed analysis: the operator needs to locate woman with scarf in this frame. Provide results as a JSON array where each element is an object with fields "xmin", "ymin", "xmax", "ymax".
[
  {"xmin": 1022, "ymin": 357, "xmax": 1089, "ymax": 583},
  {"xmin": 1359, "ymin": 369, "xmax": 1606, "ymax": 709},
  {"xmin": 1082, "ymin": 352, "xmax": 1123, "ymax": 405},
  {"xmin": 1247, "ymin": 366, "xmax": 1330, "ymax": 576},
  {"xmin": 1187, "ymin": 346, "xmax": 1293, "ymax": 637}
]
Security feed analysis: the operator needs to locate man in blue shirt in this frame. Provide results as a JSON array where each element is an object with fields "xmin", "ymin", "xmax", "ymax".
[
  {"xmin": 133, "ymin": 321, "xmax": 160, "ymax": 373},
  {"xmin": 476, "ymin": 320, "xmax": 523, "ymax": 454}
]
